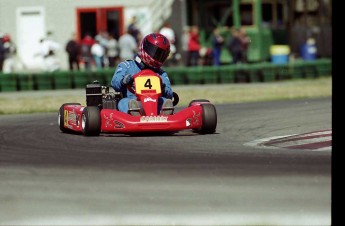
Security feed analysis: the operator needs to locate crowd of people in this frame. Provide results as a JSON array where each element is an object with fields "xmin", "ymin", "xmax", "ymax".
[
  {"xmin": 179, "ymin": 25, "xmax": 251, "ymax": 67},
  {"xmin": 1, "ymin": 22, "xmax": 251, "ymax": 73}
]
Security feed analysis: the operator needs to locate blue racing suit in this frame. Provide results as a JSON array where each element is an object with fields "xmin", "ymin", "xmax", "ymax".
[{"xmin": 111, "ymin": 56, "xmax": 173, "ymax": 114}]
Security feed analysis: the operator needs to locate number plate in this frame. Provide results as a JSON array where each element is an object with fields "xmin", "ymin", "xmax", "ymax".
[{"xmin": 135, "ymin": 76, "xmax": 161, "ymax": 94}]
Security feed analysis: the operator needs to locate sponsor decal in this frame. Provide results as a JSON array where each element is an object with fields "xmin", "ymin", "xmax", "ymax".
[
  {"xmin": 64, "ymin": 110, "xmax": 68, "ymax": 126},
  {"xmin": 144, "ymin": 97, "xmax": 156, "ymax": 103},
  {"xmin": 140, "ymin": 116, "xmax": 168, "ymax": 122},
  {"xmin": 104, "ymin": 113, "xmax": 125, "ymax": 129},
  {"xmin": 186, "ymin": 119, "xmax": 191, "ymax": 127},
  {"xmin": 66, "ymin": 109, "xmax": 80, "ymax": 127},
  {"xmin": 104, "ymin": 113, "xmax": 114, "ymax": 128},
  {"xmin": 114, "ymin": 121, "xmax": 125, "ymax": 128},
  {"xmin": 192, "ymin": 110, "xmax": 200, "ymax": 125}
]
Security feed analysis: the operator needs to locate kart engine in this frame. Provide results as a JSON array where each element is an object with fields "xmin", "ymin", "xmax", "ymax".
[{"xmin": 86, "ymin": 81, "xmax": 122, "ymax": 110}]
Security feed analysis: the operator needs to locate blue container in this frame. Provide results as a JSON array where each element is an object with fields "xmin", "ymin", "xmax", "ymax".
[
  {"xmin": 300, "ymin": 44, "xmax": 317, "ymax": 61},
  {"xmin": 272, "ymin": 54, "xmax": 289, "ymax": 64},
  {"xmin": 270, "ymin": 45, "xmax": 290, "ymax": 64}
]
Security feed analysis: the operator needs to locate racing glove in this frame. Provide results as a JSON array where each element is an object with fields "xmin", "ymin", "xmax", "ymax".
[{"xmin": 122, "ymin": 74, "xmax": 134, "ymax": 86}]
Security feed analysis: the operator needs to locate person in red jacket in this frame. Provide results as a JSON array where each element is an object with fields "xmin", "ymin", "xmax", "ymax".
[
  {"xmin": 187, "ymin": 25, "xmax": 201, "ymax": 66},
  {"xmin": 80, "ymin": 34, "xmax": 95, "ymax": 70}
]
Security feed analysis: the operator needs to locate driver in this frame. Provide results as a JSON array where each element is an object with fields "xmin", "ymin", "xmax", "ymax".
[{"xmin": 111, "ymin": 33, "xmax": 174, "ymax": 116}]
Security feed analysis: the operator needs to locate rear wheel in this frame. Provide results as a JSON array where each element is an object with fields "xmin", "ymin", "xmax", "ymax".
[
  {"xmin": 82, "ymin": 106, "xmax": 101, "ymax": 136},
  {"xmin": 198, "ymin": 104, "xmax": 217, "ymax": 134},
  {"xmin": 172, "ymin": 92, "xmax": 180, "ymax": 106},
  {"xmin": 58, "ymin": 103, "xmax": 81, "ymax": 133}
]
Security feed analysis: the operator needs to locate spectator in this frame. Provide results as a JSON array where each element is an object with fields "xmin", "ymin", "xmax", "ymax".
[
  {"xmin": 91, "ymin": 40, "xmax": 105, "ymax": 70},
  {"xmin": 65, "ymin": 33, "xmax": 80, "ymax": 71},
  {"xmin": 95, "ymin": 31, "xmax": 109, "ymax": 48},
  {"xmin": 159, "ymin": 22, "xmax": 177, "ymax": 66},
  {"xmin": 211, "ymin": 28, "xmax": 224, "ymax": 66},
  {"xmin": 227, "ymin": 27, "xmax": 242, "ymax": 64},
  {"xmin": 181, "ymin": 26, "xmax": 190, "ymax": 66},
  {"xmin": 127, "ymin": 16, "xmax": 141, "ymax": 45},
  {"xmin": 2, "ymin": 34, "xmax": 17, "ymax": 73},
  {"xmin": 239, "ymin": 27, "xmax": 250, "ymax": 63},
  {"xmin": 95, "ymin": 31, "xmax": 109, "ymax": 67},
  {"xmin": 36, "ymin": 37, "xmax": 61, "ymax": 72},
  {"xmin": 0, "ymin": 33, "xmax": 5, "ymax": 72},
  {"xmin": 80, "ymin": 34, "xmax": 95, "ymax": 70},
  {"xmin": 199, "ymin": 47, "xmax": 213, "ymax": 66},
  {"xmin": 187, "ymin": 25, "xmax": 201, "ymax": 66},
  {"xmin": 118, "ymin": 30, "xmax": 137, "ymax": 61},
  {"xmin": 105, "ymin": 34, "xmax": 119, "ymax": 68}
]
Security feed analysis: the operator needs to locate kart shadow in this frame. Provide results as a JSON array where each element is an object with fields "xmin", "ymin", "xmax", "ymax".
[{"xmin": 101, "ymin": 131, "xmax": 219, "ymax": 137}]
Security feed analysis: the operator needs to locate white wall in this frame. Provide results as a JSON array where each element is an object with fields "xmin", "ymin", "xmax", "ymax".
[{"xmin": 0, "ymin": 0, "xmax": 173, "ymax": 71}]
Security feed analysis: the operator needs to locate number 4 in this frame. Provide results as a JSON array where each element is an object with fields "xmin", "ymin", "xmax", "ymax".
[{"xmin": 144, "ymin": 79, "xmax": 152, "ymax": 89}]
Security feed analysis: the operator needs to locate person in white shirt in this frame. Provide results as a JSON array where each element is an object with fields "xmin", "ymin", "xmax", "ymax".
[
  {"xmin": 159, "ymin": 22, "xmax": 177, "ymax": 65},
  {"xmin": 105, "ymin": 34, "xmax": 119, "ymax": 68},
  {"xmin": 36, "ymin": 37, "xmax": 61, "ymax": 72},
  {"xmin": 91, "ymin": 40, "xmax": 105, "ymax": 70}
]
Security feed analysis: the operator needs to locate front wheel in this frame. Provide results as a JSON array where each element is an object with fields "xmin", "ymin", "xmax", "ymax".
[
  {"xmin": 82, "ymin": 106, "xmax": 101, "ymax": 136},
  {"xmin": 198, "ymin": 104, "xmax": 217, "ymax": 134},
  {"xmin": 188, "ymin": 99, "xmax": 210, "ymax": 107}
]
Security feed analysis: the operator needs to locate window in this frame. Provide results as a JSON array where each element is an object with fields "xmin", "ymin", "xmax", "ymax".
[{"xmin": 77, "ymin": 7, "xmax": 123, "ymax": 40}]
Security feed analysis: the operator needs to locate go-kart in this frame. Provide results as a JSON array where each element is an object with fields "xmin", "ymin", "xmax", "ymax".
[{"xmin": 58, "ymin": 69, "xmax": 217, "ymax": 136}]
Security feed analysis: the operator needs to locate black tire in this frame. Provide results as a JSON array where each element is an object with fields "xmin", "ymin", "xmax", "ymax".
[
  {"xmin": 58, "ymin": 103, "xmax": 81, "ymax": 133},
  {"xmin": 172, "ymin": 92, "xmax": 180, "ymax": 106},
  {"xmin": 82, "ymin": 106, "xmax": 101, "ymax": 136},
  {"xmin": 198, "ymin": 104, "xmax": 217, "ymax": 134},
  {"xmin": 188, "ymin": 99, "xmax": 210, "ymax": 107}
]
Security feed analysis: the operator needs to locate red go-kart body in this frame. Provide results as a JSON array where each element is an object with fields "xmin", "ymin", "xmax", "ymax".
[{"xmin": 58, "ymin": 69, "xmax": 217, "ymax": 136}]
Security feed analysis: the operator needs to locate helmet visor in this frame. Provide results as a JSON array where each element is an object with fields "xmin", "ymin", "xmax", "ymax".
[{"xmin": 143, "ymin": 39, "xmax": 169, "ymax": 63}]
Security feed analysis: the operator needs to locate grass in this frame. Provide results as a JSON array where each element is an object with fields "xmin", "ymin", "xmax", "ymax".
[{"xmin": 0, "ymin": 76, "xmax": 332, "ymax": 115}]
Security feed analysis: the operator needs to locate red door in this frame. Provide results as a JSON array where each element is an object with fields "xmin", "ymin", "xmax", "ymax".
[{"xmin": 77, "ymin": 7, "xmax": 124, "ymax": 40}]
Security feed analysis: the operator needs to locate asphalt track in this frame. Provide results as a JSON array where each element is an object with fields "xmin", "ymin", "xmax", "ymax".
[{"xmin": 0, "ymin": 97, "xmax": 331, "ymax": 225}]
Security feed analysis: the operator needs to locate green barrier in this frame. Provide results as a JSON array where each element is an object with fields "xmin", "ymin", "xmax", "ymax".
[
  {"xmin": 72, "ymin": 71, "xmax": 90, "ymax": 88},
  {"xmin": 200, "ymin": 66, "xmax": 219, "ymax": 84},
  {"xmin": 53, "ymin": 72, "xmax": 72, "ymax": 89},
  {"xmin": 303, "ymin": 63, "xmax": 318, "ymax": 78},
  {"xmin": 218, "ymin": 66, "xmax": 235, "ymax": 83},
  {"xmin": 34, "ymin": 74, "xmax": 53, "ymax": 90},
  {"xmin": 17, "ymin": 74, "xmax": 34, "ymax": 91},
  {"xmin": 232, "ymin": 64, "xmax": 251, "ymax": 83},
  {"xmin": 289, "ymin": 63, "xmax": 305, "ymax": 79},
  {"xmin": 166, "ymin": 67, "xmax": 187, "ymax": 85},
  {"xmin": 315, "ymin": 59, "xmax": 332, "ymax": 76},
  {"xmin": 275, "ymin": 65, "xmax": 291, "ymax": 80},
  {"xmin": 0, "ymin": 59, "xmax": 332, "ymax": 92},
  {"xmin": 87, "ymin": 72, "xmax": 106, "ymax": 85},
  {"xmin": 0, "ymin": 74, "xmax": 17, "ymax": 92},
  {"xmin": 186, "ymin": 67, "xmax": 203, "ymax": 84},
  {"xmin": 247, "ymin": 64, "xmax": 264, "ymax": 82},
  {"xmin": 261, "ymin": 63, "xmax": 277, "ymax": 82}
]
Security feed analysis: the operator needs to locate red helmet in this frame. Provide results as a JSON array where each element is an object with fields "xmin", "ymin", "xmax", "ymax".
[{"xmin": 138, "ymin": 33, "xmax": 170, "ymax": 69}]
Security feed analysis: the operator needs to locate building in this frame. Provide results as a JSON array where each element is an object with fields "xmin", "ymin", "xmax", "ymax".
[
  {"xmin": 0, "ymin": 0, "xmax": 175, "ymax": 71},
  {"xmin": 0, "ymin": 0, "xmax": 332, "ymax": 71}
]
